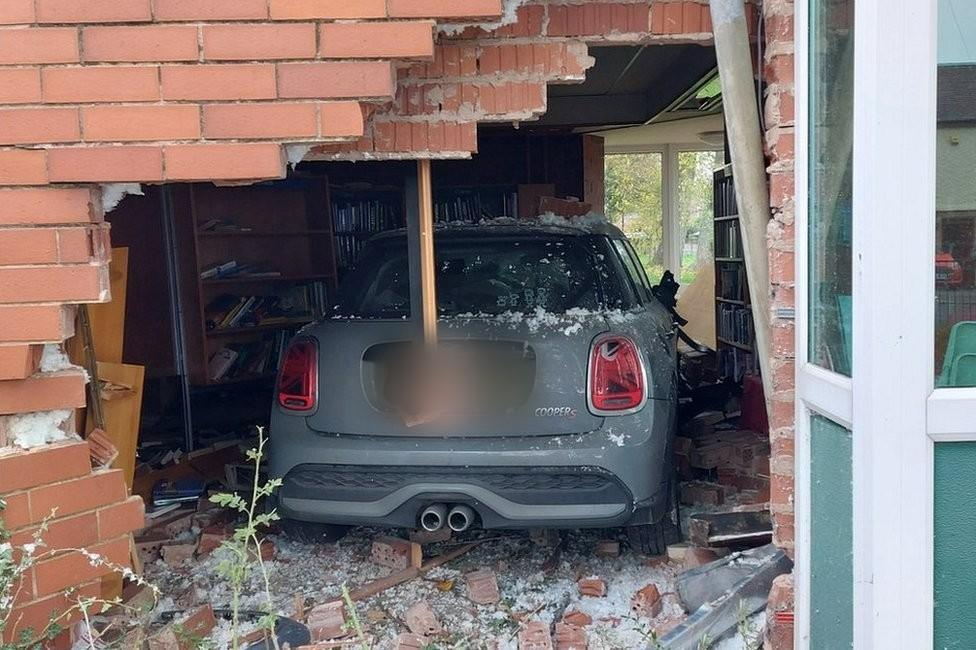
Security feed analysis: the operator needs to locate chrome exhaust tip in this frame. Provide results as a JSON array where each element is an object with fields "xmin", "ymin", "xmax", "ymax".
[
  {"xmin": 447, "ymin": 504, "xmax": 475, "ymax": 532},
  {"xmin": 420, "ymin": 503, "xmax": 448, "ymax": 531}
]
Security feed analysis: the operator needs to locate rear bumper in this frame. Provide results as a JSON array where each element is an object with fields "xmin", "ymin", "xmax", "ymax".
[{"xmin": 270, "ymin": 401, "xmax": 674, "ymax": 529}]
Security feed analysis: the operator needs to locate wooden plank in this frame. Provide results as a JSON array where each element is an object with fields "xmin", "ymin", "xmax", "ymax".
[
  {"xmin": 688, "ymin": 510, "xmax": 773, "ymax": 549},
  {"xmin": 416, "ymin": 160, "xmax": 437, "ymax": 348},
  {"xmin": 86, "ymin": 361, "xmax": 145, "ymax": 489}
]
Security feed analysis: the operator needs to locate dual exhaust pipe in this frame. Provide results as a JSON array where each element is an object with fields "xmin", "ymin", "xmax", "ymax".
[{"xmin": 420, "ymin": 503, "xmax": 475, "ymax": 532}]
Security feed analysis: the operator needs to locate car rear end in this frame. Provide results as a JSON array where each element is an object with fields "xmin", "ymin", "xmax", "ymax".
[{"xmin": 269, "ymin": 225, "xmax": 677, "ymax": 531}]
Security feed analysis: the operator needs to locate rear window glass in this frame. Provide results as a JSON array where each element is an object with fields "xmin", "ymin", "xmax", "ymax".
[{"xmin": 336, "ymin": 236, "xmax": 624, "ymax": 318}]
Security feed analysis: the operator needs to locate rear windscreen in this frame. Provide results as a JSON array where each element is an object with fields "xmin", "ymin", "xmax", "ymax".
[{"xmin": 335, "ymin": 236, "xmax": 622, "ymax": 318}]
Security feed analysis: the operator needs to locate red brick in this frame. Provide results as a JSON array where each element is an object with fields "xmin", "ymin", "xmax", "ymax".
[
  {"xmin": 0, "ymin": 305, "xmax": 73, "ymax": 342},
  {"xmin": 29, "ymin": 469, "xmax": 126, "ymax": 524},
  {"xmin": 270, "ymin": 0, "xmax": 385, "ymax": 19},
  {"xmin": 0, "ymin": 370, "xmax": 86, "ymax": 415},
  {"xmin": 631, "ymin": 583, "xmax": 663, "ymax": 618},
  {"xmin": 0, "ymin": 0, "xmax": 33, "ymax": 24},
  {"xmin": 465, "ymin": 568, "xmax": 500, "ymax": 604},
  {"xmin": 320, "ymin": 21, "xmax": 434, "ymax": 59},
  {"xmin": 0, "ymin": 229, "xmax": 58, "ymax": 265},
  {"xmin": 0, "ymin": 188, "xmax": 100, "ymax": 226},
  {"xmin": 164, "ymin": 143, "xmax": 284, "ymax": 182},
  {"xmin": 36, "ymin": 0, "xmax": 150, "ymax": 23},
  {"xmin": 519, "ymin": 620, "xmax": 553, "ymax": 649},
  {"xmin": 307, "ymin": 600, "xmax": 346, "ymax": 641},
  {"xmin": 765, "ymin": 54, "xmax": 794, "ymax": 85},
  {"xmin": 33, "ymin": 535, "xmax": 130, "ymax": 596},
  {"xmin": 370, "ymin": 535, "xmax": 413, "ymax": 569},
  {"xmin": 0, "ymin": 149, "xmax": 47, "ymax": 185},
  {"xmin": 162, "ymin": 64, "xmax": 276, "ymax": 101},
  {"xmin": 153, "ymin": 0, "xmax": 269, "ymax": 21},
  {"xmin": 202, "ymin": 103, "xmax": 317, "ymax": 139},
  {"xmin": 42, "ymin": 66, "xmax": 159, "ymax": 104},
  {"xmin": 388, "ymin": 0, "xmax": 501, "ymax": 19},
  {"xmin": 0, "ymin": 345, "xmax": 40, "ymax": 381},
  {"xmin": 203, "ymin": 23, "xmax": 316, "ymax": 61},
  {"xmin": 82, "ymin": 25, "xmax": 199, "ymax": 63},
  {"xmin": 278, "ymin": 61, "xmax": 394, "ymax": 99},
  {"xmin": 0, "ymin": 108, "xmax": 80, "ymax": 145},
  {"xmin": 10, "ymin": 511, "xmax": 99, "ymax": 550},
  {"xmin": 562, "ymin": 610, "xmax": 592, "ymax": 628},
  {"xmin": 0, "ymin": 442, "xmax": 91, "ymax": 494},
  {"xmin": 404, "ymin": 601, "xmax": 441, "ymax": 636},
  {"xmin": 0, "ymin": 68, "xmax": 41, "ymax": 104},
  {"xmin": 320, "ymin": 102, "xmax": 364, "ymax": 138},
  {"xmin": 57, "ymin": 227, "xmax": 95, "ymax": 263},
  {"xmin": 48, "ymin": 146, "xmax": 163, "ymax": 183},
  {"xmin": 2, "ymin": 581, "xmax": 100, "ymax": 644},
  {"xmin": 578, "ymin": 576, "xmax": 606, "ymax": 597},
  {"xmin": 98, "ymin": 497, "xmax": 145, "ymax": 540},
  {"xmin": 0, "ymin": 28, "xmax": 79, "ymax": 65},
  {"xmin": 0, "ymin": 492, "xmax": 31, "ymax": 529},
  {"xmin": 82, "ymin": 105, "xmax": 200, "ymax": 142}
]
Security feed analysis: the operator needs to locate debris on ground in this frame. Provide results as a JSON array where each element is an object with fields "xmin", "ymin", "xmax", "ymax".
[{"xmin": 687, "ymin": 509, "xmax": 773, "ymax": 549}]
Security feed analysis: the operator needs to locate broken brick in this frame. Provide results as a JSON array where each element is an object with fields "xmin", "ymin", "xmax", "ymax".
[
  {"xmin": 307, "ymin": 600, "xmax": 347, "ymax": 642},
  {"xmin": 161, "ymin": 543, "xmax": 196, "ymax": 567},
  {"xmin": 683, "ymin": 546, "xmax": 720, "ymax": 569},
  {"xmin": 631, "ymin": 584, "xmax": 663, "ymax": 618},
  {"xmin": 554, "ymin": 622, "xmax": 587, "ymax": 650},
  {"xmin": 404, "ymin": 600, "xmax": 442, "ymax": 637},
  {"xmin": 518, "ymin": 620, "xmax": 553, "ymax": 650},
  {"xmin": 578, "ymin": 577, "xmax": 606, "ymax": 598},
  {"xmin": 371, "ymin": 535, "xmax": 413, "ymax": 570},
  {"xmin": 465, "ymin": 568, "xmax": 501, "ymax": 604},
  {"xmin": 561, "ymin": 610, "xmax": 592, "ymax": 627},
  {"xmin": 196, "ymin": 526, "xmax": 231, "ymax": 556},
  {"xmin": 148, "ymin": 604, "xmax": 216, "ymax": 650},
  {"xmin": 679, "ymin": 481, "xmax": 725, "ymax": 507},
  {"xmin": 594, "ymin": 539, "xmax": 620, "ymax": 558},
  {"xmin": 394, "ymin": 632, "xmax": 428, "ymax": 649},
  {"xmin": 409, "ymin": 527, "xmax": 452, "ymax": 544}
]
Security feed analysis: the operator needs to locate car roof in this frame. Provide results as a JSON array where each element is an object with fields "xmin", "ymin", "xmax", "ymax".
[{"xmin": 369, "ymin": 216, "xmax": 625, "ymax": 243}]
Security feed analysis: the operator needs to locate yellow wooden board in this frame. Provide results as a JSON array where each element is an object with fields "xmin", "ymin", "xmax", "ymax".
[{"xmin": 86, "ymin": 361, "xmax": 144, "ymax": 489}]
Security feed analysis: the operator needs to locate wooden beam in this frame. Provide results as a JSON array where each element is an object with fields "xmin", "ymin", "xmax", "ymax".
[{"xmin": 416, "ymin": 159, "xmax": 438, "ymax": 348}]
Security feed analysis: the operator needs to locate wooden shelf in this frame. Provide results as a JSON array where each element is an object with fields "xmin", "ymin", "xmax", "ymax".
[
  {"xmin": 717, "ymin": 337, "xmax": 754, "ymax": 352},
  {"xmin": 715, "ymin": 257, "xmax": 744, "ymax": 263},
  {"xmin": 202, "ymin": 273, "xmax": 334, "ymax": 286},
  {"xmin": 716, "ymin": 297, "xmax": 746, "ymax": 305},
  {"xmin": 206, "ymin": 320, "xmax": 313, "ymax": 338},
  {"xmin": 197, "ymin": 230, "xmax": 333, "ymax": 238},
  {"xmin": 714, "ymin": 215, "xmax": 740, "ymax": 222}
]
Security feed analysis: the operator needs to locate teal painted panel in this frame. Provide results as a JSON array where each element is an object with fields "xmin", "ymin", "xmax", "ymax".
[
  {"xmin": 810, "ymin": 415, "xmax": 853, "ymax": 649},
  {"xmin": 935, "ymin": 442, "xmax": 976, "ymax": 648}
]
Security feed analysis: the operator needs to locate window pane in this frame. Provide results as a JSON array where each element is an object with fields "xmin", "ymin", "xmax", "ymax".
[
  {"xmin": 677, "ymin": 150, "xmax": 724, "ymax": 286},
  {"xmin": 809, "ymin": 0, "xmax": 854, "ymax": 375},
  {"xmin": 604, "ymin": 153, "xmax": 664, "ymax": 282},
  {"xmin": 935, "ymin": 1, "xmax": 976, "ymax": 386}
]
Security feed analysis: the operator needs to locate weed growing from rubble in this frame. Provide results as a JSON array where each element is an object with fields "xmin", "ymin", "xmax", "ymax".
[
  {"xmin": 209, "ymin": 426, "xmax": 282, "ymax": 650},
  {"xmin": 0, "ymin": 500, "xmax": 159, "ymax": 649},
  {"xmin": 735, "ymin": 601, "xmax": 762, "ymax": 650},
  {"xmin": 340, "ymin": 585, "xmax": 369, "ymax": 650}
]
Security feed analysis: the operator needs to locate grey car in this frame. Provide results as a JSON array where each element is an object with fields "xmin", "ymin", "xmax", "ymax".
[{"xmin": 269, "ymin": 220, "xmax": 679, "ymax": 553}]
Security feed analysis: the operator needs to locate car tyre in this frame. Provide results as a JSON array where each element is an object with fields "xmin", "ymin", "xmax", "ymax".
[
  {"xmin": 626, "ymin": 475, "xmax": 681, "ymax": 555},
  {"xmin": 281, "ymin": 519, "xmax": 349, "ymax": 544}
]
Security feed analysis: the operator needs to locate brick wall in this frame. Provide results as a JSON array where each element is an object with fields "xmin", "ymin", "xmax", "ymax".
[{"xmin": 0, "ymin": 440, "xmax": 144, "ymax": 644}]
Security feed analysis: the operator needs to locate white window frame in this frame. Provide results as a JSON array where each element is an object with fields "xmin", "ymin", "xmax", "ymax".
[
  {"xmin": 797, "ymin": 0, "xmax": 950, "ymax": 647},
  {"xmin": 605, "ymin": 143, "xmax": 723, "ymax": 276}
]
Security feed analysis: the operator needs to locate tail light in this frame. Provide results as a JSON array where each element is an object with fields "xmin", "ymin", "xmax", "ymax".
[
  {"xmin": 588, "ymin": 335, "xmax": 646, "ymax": 414},
  {"xmin": 277, "ymin": 337, "xmax": 318, "ymax": 411}
]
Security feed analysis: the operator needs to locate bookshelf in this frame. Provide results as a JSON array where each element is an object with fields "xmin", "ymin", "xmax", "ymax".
[
  {"xmin": 330, "ymin": 184, "xmax": 405, "ymax": 277},
  {"xmin": 178, "ymin": 179, "xmax": 338, "ymax": 386},
  {"xmin": 713, "ymin": 164, "xmax": 759, "ymax": 382}
]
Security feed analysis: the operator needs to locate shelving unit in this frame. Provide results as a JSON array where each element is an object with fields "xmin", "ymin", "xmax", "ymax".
[
  {"xmin": 177, "ymin": 179, "xmax": 338, "ymax": 386},
  {"xmin": 330, "ymin": 184, "xmax": 405, "ymax": 276},
  {"xmin": 713, "ymin": 164, "xmax": 759, "ymax": 382}
]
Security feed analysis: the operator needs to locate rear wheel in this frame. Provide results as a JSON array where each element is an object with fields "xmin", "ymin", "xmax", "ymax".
[
  {"xmin": 281, "ymin": 519, "xmax": 349, "ymax": 544},
  {"xmin": 626, "ymin": 474, "xmax": 681, "ymax": 555}
]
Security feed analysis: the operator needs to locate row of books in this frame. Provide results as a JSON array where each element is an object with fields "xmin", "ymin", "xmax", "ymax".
[
  {"xmin": 714, "ymin": 171, "xmax": 737, "ymax": 218},
  {"xmin": 718, "ymin": 303, "xmax": 754, "ymax": 346},
  {"xmin": 200, "ymin": 259, "xmax": 281, "ymax": 280},
  {"xmin": 718, "ymin": 347, "xmax": 758, "ymax": 383},
  {"xmin": 434, "ymin": 190, "xmax": 518, "ymax": 223},
  {"xmin": 204, "ymin": 284, "xmax": 328, "ymax": 331},
  {"xmin": 334, "ymin": 234, "xmax": 370, "ymax": 270},
  {"xmin": 332, "ymin": 199, "xmax": 402, "ymax": 234},
  {"xmin": 715, "ymin": 220, "xmax": 744, "ymax": 259},
  {"xmin": 718, "ymin": 264, "xmax": 747, "ymax": 301},
  {"xmin": 208, "ymin": 331, "xmax": 292, "ymax": 382}
]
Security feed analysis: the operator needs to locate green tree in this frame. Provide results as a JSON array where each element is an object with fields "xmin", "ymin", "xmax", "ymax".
[{"xmin": 604, "ymin": 153, "xmax": 665, "ymax": 280}]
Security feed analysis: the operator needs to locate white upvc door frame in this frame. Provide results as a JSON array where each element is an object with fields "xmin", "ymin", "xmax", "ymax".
[{"xmin": 796, "ymin": 0, "xmax": 942, "ymax": 647}]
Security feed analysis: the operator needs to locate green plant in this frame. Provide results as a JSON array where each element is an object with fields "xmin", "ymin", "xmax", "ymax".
[
  {"xmin": 1, "ymin": 500, "xmax": 158, "ymax": 650},
  {"xmin": 209, "ymin": 426, "xmax": 282, "ymax": 650},
  {"xmin": 339, "ymin": 585, "xmax": 369, "ymax": 650},
  {"xmin": 735, "ymin": 601, "xmax": 762, "ymax": 650}
]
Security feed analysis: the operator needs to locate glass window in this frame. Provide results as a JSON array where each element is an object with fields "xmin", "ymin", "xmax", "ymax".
[
  {"xmin": 935, "ymin": 0, "xmax": 976, "ymax": 387},
  {"xmin": 677, "ymin": 150, "xmax": 724, "ymax": 287},
  {"xmin": 604, "ymin": 152, "xmax": 665, "ymax": 281},
  {"xmin": 809, "ymin": 0, "xmax": 854, "ymax": 375}
]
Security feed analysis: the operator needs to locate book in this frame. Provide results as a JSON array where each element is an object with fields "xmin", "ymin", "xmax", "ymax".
[{"xmin": 208, "ymin": 347, "xmax": 239, "ymax": 380}]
